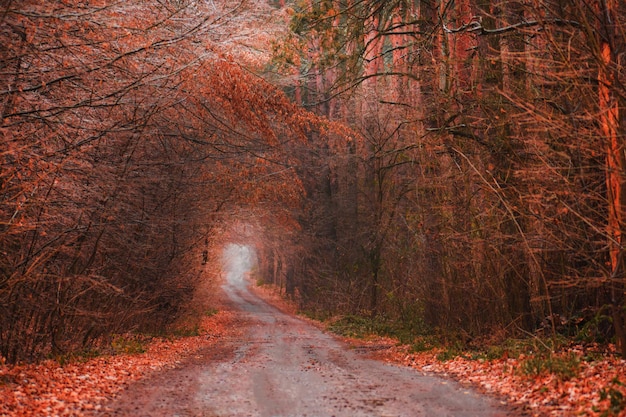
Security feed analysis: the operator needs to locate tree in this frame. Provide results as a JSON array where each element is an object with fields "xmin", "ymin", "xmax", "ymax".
[
  {"xmin": 0, "ymin": 0, "xmax": 323, "ymax": 363},
  {"xmin": 276, "ymin": 0, "xmax": 626, "ymax": 353}
]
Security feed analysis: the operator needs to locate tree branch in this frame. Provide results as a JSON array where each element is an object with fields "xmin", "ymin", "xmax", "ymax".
[{"xmin": 444, "ymin": 18, "xmax": 580, "ymax": 36}]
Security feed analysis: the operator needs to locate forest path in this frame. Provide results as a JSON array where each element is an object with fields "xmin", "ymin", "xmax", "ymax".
[{"xmin": 98, "ymin": 272, "xmax": 514, "ymax": 417}]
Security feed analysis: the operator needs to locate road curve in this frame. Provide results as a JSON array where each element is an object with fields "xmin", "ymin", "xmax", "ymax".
[{"xmin": 99, "ymin": 273, "xmax": 515, "ymax": 417}]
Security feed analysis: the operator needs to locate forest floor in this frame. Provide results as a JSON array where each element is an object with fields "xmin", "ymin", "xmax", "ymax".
[
  {"xmin": 366, "ymin": 338, "xmax": 626, "ymax": 417},
  {"xmin": 1, "ymin": 285, "xmax": 625, "ymax": 416},
  {"xmin": 0, "ymin": 299, "xmax": 240, "ymax": 416}
]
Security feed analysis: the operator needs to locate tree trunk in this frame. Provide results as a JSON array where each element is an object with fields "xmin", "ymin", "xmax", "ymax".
[{"xmin": 598, "ymin": 0, "xmax": 626, "ymax": 357}]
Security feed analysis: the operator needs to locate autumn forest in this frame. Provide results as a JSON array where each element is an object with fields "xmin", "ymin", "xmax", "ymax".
[{"xmin": 2, "ymin": 0, "xmax": 626, "ymax": 370}]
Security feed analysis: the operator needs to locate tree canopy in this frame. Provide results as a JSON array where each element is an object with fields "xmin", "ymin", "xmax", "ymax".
[{"xmin": 3, "ymin": 0, "xmax": 626, "ymax": 362}]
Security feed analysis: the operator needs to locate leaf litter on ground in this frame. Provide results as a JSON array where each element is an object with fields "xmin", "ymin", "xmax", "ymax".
[
  {"xmin": 359, "ymin": 338, "xmax": 626, "ymax": 416},
  {"xmin": 2, "ymin": 285, "xmax": 626, "ymax": 417},
  {"xmin": 0, "ymin": 309, "xmax": 238, "ymax": 417}
]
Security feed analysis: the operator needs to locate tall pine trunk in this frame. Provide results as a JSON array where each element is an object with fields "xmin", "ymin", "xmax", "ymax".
[{"xmin": 598, "ymin": 0, "xmax": 626, "ymax": 357}]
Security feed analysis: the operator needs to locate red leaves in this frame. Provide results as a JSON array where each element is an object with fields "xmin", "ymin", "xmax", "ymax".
[
  {"xmin": 1, "ymin": 0, "xmax": 319, "ymax": 364},
  {"xmin": 0, "ymin": 311, "xmax": 236, "ymax": 416},
  {"xmin": 371, "ymin": 343, "xmax": 626, "ymax": 416}
]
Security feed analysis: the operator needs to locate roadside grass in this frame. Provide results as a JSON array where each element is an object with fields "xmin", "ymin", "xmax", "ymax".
[
  {"xmin": 318, "ymin": 311, "xmax": 611, "ymax": 383},
  {"xmin": 50, "ymin": 334, "xmax": 150, "ymax": 365},
  {"xmin": 51, "ymin": 348, "xmax": 103, "ymax": 366},
  {"xmin": 595, "ymin": 377, "xmax": 626, "ymax": 417},
  {"xmin": 110, "ymin": 334, "xmax": 148, "ymax": 355},
  {"xmin": 319, "ymin": 313, "xmax": 436, "ymax": 350},
  {"xmin": 517, "ymin": 351, "xmax": 581, "ymax": 380}
]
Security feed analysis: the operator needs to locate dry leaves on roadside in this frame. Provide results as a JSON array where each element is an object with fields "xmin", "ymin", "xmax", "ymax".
[
  {"xmin": 0, "ymin": 310, "xmax": 237, "ymax": 417},
  {"xmin": 371, "ymin": 343, "xmax": 626, "ymax": 417}
]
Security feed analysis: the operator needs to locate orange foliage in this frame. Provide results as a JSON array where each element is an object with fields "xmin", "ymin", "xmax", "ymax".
[
  {"xmin": 0, "ymin": 0, "xmax": 335, "ymax": 363},
  {"xmin": 0, "ymin": 310, "xmax": 238, "ymax": 416}
]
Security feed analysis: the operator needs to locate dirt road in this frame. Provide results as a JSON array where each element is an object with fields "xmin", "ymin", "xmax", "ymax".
[{"xmin": 99, "ymin": 261, "xmax": 514, "ymax": 417}]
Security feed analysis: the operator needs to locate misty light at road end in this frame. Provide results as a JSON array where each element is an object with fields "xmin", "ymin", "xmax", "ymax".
[{"xmin": 222, "ymin": 244, "xmax": 256, "ymax": 288}]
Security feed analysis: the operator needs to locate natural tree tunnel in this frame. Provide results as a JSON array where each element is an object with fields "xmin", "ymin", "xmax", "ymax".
[{"xmin": 2, "ymin": 0, "xmax": 626, "ymax": 366}]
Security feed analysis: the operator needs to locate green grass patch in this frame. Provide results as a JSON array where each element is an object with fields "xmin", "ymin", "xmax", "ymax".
[
  {"xmin": 327, "ymin": 315, "xmax": 386, "ymax": 339},
  {"xmin": 52, "ymin": 348, "xmax": 102, "ymax": 366},
  {"xmin": 299, "ymin": 309, "xmax": 333, "ymax": 322},
  {"xmin": 518, "ymin": 351, "xmax": 581, "ymax": 380},
  {"xmin": 111, "ymin": 334, "xmax": 148, "ymax": 355},
  {"xmin": 409, "ymin": 335, "xmax": 440, "ymax": 353},
  {"xmin": 434, "ymin": 340, "xmax": 466, "ymax": 361},
  {"xmin": 595, "ymin": 378, "xmax": 626, "ymax": 417},
  {"xmin": 326, "ymin": 313, "xmax": 433, "ymax": 346},
  {"xmin": 169, "ymin": 324, "xmax": 201, "ymax": 338},
  {"xmin": 465, "ymin": 335, "xmax": 569, "ymax": 362}
]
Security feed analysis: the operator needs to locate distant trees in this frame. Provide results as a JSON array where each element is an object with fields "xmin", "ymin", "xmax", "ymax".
[{"xmin": 276, "ymin": 0, "xmax": 626, "ymax": 355}]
